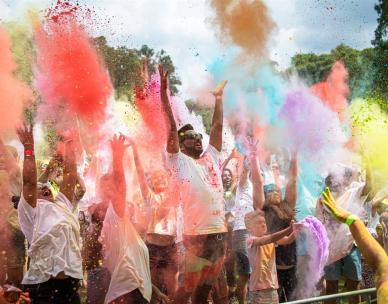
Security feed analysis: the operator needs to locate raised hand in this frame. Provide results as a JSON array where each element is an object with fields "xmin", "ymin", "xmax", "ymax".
[
  {"xmin": 16, "ymin": 124, "xmax": 34, "ymax": 148},
  {"xmin": 321, "ymin": 187, "xmax": 350, "ymax": 223},
  {"xmin": 158, "ymin": 64, "xmax": 169, "ymax": 91},
  {"xmin": 244, "ymin": 136, "xmax": 259, "ymax": 160},
  {"xmin": 110, "ymin": 133, "xmax": 130, "ymax": 159},
  {"xmin": 211, "ymin": 80, "xmax": 228, "ymax": 98}
]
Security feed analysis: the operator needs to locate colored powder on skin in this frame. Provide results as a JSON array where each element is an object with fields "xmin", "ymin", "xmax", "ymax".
[
  {"xmin": 311, "ymin": 61, "xmax": 350, "ymax": 121},
  {"xmin": 134, "ymin": 74, "xmax": 167, "ymax": 148},
  {"xmin": 34, "ymin": 4, "xmax": 112, "ymax": 130},
  {"xmin": 294, "ymin": 216, "xmax": 329, "ymax": 299},
  {"xmin": 349, "ymin": 98, "xmax": 388, "ymax": 192},
  {"xmin": 209, "ymin": 0, "xmax": 275, "ymax": 58},
  {"xmin": 0, "ymin": 27, "xmax": 33, "ymax": 135}
]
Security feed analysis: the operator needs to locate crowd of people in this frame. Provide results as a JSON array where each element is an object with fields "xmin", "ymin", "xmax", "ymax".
[{"xmin": 0, "ymin": 64, "xmax": 388, "ymax": 304}]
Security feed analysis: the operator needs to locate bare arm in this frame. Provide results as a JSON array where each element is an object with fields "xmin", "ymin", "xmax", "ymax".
[
  {"xmin": 111, "ymin": 134, "xmax": 129, "ymax": 218},
  {"xmin": 322, "ymin": 187, "xmax": 388, "ymax": 303},
  {"xmin": 60, "ymin": 140, "xmax": 77, "ymax": 203},
  {"xmin": 159, "ymin": 65, "xmax": 179, "ymax": 154},
  {"xmin": 246, "ymin": 139, "xmax": 265, "ymax": 210},
  {"xmin": 128, "ymin": 139, "xmax": 150, "ymax": 201},
  {"xmin": 285, "ymin": 156, "xmax": 298, "ymax": 210},
  {"xmin": 209, "ymin": 81, "xmax": 227, "ymax": 152},
  {"xmin": 16, "ymin": 125, "xmax": 37, "ymax": 208},
  {"xmin": 251, "ymin": 224, "xmax": 293, "ymax": 246}
]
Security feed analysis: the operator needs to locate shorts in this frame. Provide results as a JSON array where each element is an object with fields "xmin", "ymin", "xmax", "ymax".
[
  {"xmin": 183, "ymin": 233, "xmax": 226, "ymax": 292},
  {"xmin": 249, "ymin": 289, "xmax": 279, "ymax": 304},
  {"xmin": 232, "ymin": 229, "xmax": 251, "ymax": 275},
  {"xmin": 324, "ymin": 246, "xmax": 362, "ymax": 282},
  {"xmin": 147, "ymin": 242, "xmax": 178, "ymax": 270}
]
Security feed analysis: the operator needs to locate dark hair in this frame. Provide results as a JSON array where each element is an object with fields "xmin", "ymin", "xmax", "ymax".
[
  {"xmin": 222, "ymin": 168, "xmax": 233, "ymax": 177},
  {"xmin": 178, "ymin": 124, "xmax": 194, "ymax": 143}
]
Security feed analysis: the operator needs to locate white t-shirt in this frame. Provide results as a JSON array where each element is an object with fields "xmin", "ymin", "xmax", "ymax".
[
  {"xmin": 168, "ymin": 145, "xmax": 226, "ymax": 235},
  {"xmin": 233, "ymin": 179, "xmax": 254, "ymax": 231},
  {"xmin": 17, "ymin": 192, "xmax": 83, "ymax": 284},
  {"xmin": 100, "ymin": 204, "xmax": 152, "ymax": 304},
  {"xmin": 146, "ymin": 192, "xmax": 176, "ymax": 237}
]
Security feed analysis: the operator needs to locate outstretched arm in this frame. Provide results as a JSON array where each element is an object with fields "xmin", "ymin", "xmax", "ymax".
[
  {"xmin": 159, "ymin": 65, "xmax": 179, "ymax": 154},
  {"xmin": 209, "ymin": 81, "xmax": 227, "ymax": 152},
  {"xmin": 128, "ymin": 138, "xmax": 150, "ymax": 201},
  {"xmin": 322, "ymin": 188, "xmax": 388, "ymax": 303},
  {"xmin": 16, "ymin": 124, "xmax": 37, "ymax": 208},
  {"xmin": 251, "ymin": 223, "xmax": 293, "ymax": 246},
  {"xmin": 285, "ymin": 154, "xmax": 298, "ymax": 210},
  {"xmin": 60, "ymin": 136, "xmax": 77, "ymax": 203},
  {"xmin": 111, "ymin": 134, "xmax": 129, "ymax": 218},
  {"xmin": 246, "ymin": 138, "xmax": 265, "ymax": 210}
]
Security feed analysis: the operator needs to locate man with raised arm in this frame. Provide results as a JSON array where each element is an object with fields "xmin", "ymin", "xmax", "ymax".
[
  {"xmin": 16, "ymin": 125, "xmax": 82, "ymax": 303},
  {"xmin": 159, "ymin": 64, "xmax": 228, "ymax": 304}
]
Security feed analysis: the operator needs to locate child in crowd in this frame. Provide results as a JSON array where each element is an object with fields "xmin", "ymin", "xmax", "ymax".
[{"xmin": 244, "ymin": 210, "xmax": 300, "ymax": 304}]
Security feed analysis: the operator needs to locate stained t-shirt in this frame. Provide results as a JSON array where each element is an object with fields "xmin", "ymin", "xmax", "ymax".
[{"xmin": 168, "ymin": 145, "xmax": 226, "ymax": 236}]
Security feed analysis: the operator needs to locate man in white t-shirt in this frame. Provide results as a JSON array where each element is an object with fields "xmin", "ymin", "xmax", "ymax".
[
  {"xmin": 16, "ymin": 124, "xmax": 83, "ymax": 303},
  {"xmin": 158, "ymin": 64, "xmax": 228, "ymax": 304}
]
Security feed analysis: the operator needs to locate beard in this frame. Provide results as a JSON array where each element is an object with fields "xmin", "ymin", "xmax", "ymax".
[{"xmin": 183, "ymin": 145, "xmax": 203, "ymax": 158}]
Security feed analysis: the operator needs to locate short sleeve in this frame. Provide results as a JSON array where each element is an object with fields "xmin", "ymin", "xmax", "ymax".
[
  {"xmin": 17, "ymin": 196, "xmax": 36, "ymax": 243},
  {"xmin": 167, "ymin": 151, "xmax": 190, "ymax": 180},
  {"xmin": 206, "ymin": 144, "xmax": 221, "ymax": 169}
]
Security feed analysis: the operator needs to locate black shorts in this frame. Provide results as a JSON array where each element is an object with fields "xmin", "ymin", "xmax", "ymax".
[{"xmin": 146, "ymin": 242, "xmax": 178, "ymax": 270}]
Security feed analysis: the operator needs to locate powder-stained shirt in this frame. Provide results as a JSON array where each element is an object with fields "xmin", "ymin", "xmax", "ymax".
[
  {"xmin": 233, "ymin": 179, "xmax": 254, "ymax": 231},
  {"xmin": 18, "ymin": 192, "xmax": 83, "ymax": 284},
  {"xmin": 168, "ymin": 145, "xmax": 226, "ymax": 236},
  {"xmin": 100, "ymin": 204, "xmax": 151, "ymax": 304},
  {"xmin": 146, "ymin": 192, "xmax": 176, "ymax": 237},
  {"xmin": 247, "ymin": 236, "xmax": 279, "ymax": 291}
]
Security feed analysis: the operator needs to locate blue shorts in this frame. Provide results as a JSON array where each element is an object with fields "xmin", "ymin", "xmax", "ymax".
[{"xmin": 324, "ymin": 246, "xmax": 362, "ymax": 281}]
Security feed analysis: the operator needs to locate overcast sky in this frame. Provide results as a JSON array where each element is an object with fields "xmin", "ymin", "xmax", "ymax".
[{"xmin": 0, "ymin": 0, "xmax": 379, "ymax": 97}]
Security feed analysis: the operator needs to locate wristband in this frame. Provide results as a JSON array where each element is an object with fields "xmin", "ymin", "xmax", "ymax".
[
  {"xmin": 345, "ymin": 214, "xmax": 359, "ymax": 226},
  {"xmin": 24, "ymin": 149, "xmax": 34, "ymax": 157}
]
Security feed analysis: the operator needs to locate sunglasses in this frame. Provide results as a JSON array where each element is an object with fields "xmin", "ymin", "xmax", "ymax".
[{"xmin": 182, "ymin": 131, "xmax": 203, "ymax": 141}]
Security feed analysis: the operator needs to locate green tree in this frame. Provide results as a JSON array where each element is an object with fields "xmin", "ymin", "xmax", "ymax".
[{"xmin": 371, "ymin": 0, "xmax": 388, "ymax": 102}]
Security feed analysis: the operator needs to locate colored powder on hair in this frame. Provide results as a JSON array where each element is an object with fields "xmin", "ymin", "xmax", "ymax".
[
  {"xmin": 279, "ymin": 89, "xmax": 347, "ymax": 165},
  {"xmin": 34, "ymin": 4, "xmax": 112, "ymax": 130},
  {"xmin": 311, "ymin": 61, "xmax": 350, "ymax": 121},
  {"xmin": 209, "ymin": 0, "xmax": 275, "ymax": 58},
  {"xmin": 0, "ymin": 27, "xmax": 33, "ymax": 135},
  {"xmin": 349, "ymin": 98, "xmax": 388, "ymax": 192},
  {"xmin": 294, "ymin": 216, "xmax": 329, "ymax": 299},
  {"xmin": 134, "ymin": 74, "xmax": 167, "ymax": 148}
]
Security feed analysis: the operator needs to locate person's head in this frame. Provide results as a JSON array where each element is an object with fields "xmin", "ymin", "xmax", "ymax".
[
  {"xmin": 222, "ymin": 168, "xmax": 233, "ymax": 190},
  {"xmin": 325, "ymin": 166, "xmax": 354, "ymax": 194},
  {"xmin": 37, "ymin": 182, "xmax": 54, "ymax": 202},
  {"xmin": 245, "ymin": 210, "xmax": 267, "ymax": 237},
  {"xmin": 150, "ymin": 169, "xmax": 168, "ymax": 194},
  {"xmin": 178, "ymin": 124, "xmax": 203, "ymax": 158},
  {"xmin": 376, "ymin": 199, "xmax": 388, "ymax": 216},
  {"xmin": 98, "ymin": 173, "xmax": 114, "ymax": 202},
  {"xmin": 264, "ymin": 183, "xmax": 282, "ymax": 206}
]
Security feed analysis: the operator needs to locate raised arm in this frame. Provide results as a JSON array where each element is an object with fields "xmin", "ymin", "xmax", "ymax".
[
  {"xmin": 251, "ymin": 223, "xmax": 293, "ymax": 246},
  {"xmin": 127, "ymin": 138, "xmax": 150, "ymax": 201},
  {"xmin": 322, "ymin": 188, "xmax": 388, "ymax": 303},
  {"xmin": 159, "ymin": 65, "xmax": 179, "ymax": 154},
  {"xmin": 16, "ymin": 124, "xmax": 37, "ymax": 208},
  {"xmin": 285, "ymin": 154, "xmax": 298, "ymax": 210},
  {"xmin": 60, "ymin": 137, "xmax": 77, "ymax": 203},
  {"xmin": 110, "ymin": 134, "xmax": 129, "ymax": 218},
  {"xmin": 246, "ymin": 138, "xmax": 265, "ymax": 210},
  {"xmin": 209, "ymin": 80, "xmax": 227, "ymax": 152}
]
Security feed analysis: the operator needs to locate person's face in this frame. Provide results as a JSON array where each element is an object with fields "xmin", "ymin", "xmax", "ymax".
[
  {"xmin": 251, "ymin": 216, "xmax": 267, "ymax": 237},
  {"xmin": 37, "ymin": 185, "xmax": 54, "ymax": 202},
  {"xmin": 181, "ymin": 130, "xmax": 203, "ymax": 158},
  {"xmin": 265, "ymin": 186, "xmax": 282, "ymax": 206},
  {"xmin": 222, "ymin": 169, "xmax": 232, "ymax": 189},
  {"xmin": 151, "ymin": 171, "xmax": 168, "ymax": 194}
]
